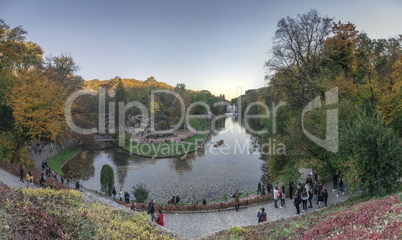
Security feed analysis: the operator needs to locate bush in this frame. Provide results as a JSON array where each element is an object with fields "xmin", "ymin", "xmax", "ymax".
[
  {"xmin": 228, "ymin": 226, "xmax": 250, "ymax": 237},
  {"xmin": 132, "ymin": 183, "xmax": 150, "ymax": 203},
  {"xmin": 100, "ymin": 164, "xmax": 114, "ymax": 196}
]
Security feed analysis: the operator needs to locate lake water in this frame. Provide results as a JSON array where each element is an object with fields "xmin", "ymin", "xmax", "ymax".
[{"xmin": 62, "ymin": 116, "xmax": 264, "ymax": 203}]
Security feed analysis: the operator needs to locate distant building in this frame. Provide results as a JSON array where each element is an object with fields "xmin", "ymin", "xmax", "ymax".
[{"xmin": 226, "ymin": 104, "xmax": 237, "ymax": 114}]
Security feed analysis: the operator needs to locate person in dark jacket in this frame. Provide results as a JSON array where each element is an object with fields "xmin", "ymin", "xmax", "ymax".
[
  {"xmin": 19, "ymin": 165, "xmax": 25, "ymax": 183},
  {"xmin": 288, "ymin": 180, "xmax": 294, "ymax": 199},
  {"xmin": 318, "ymin": 190, "xmax": 324, "ymax": 208},
  {"xmin": 332, "ymin": 172, "xmax": 338, "ymax": 191},
  {"xmin": 112, "ymin": 187, "xmax": 117, "ymax": 200},
  {"xmin": 306, "ymin": 175, "xmax": 313, "ymax": 187},
  {"xmin": 148, "ymin": 200, "xmax": 156, "ymax": 221},
  {"xmin": 257, "ymin": 181, "xmax": 262, "ymax": 195},
  {"xmin": 308, "ymin": 188, "xmax": 313, "ymax": 208},
  {"xmin": 75, "ymin": 180, "xmax": 80, "ymax": 191},
  {"xmin": 124, "ymin": 191, "xmax": 130, "ymax": 204},
  {"xmin": 322, "ymin": 188, "xmax": 329, "ymax": 207},
  {"xmin": 294, "ymin": 193, "xmax": 301, "ymax": 214},
  {"xmin": 257, "ymin": 208, "xmax": 267, "ymax": 223},
  {"xmin": 337, "ymin": 177, "xmax": 345, "ymax": 197}
]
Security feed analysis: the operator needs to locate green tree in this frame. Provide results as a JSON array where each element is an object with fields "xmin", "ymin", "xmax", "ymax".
[
  {"xmin": 100, "ymin": 164, "xmax": 115, "ymax": 196},
  {"xmin": 332, "ymin": 110, "xmax": 402, "ymax": 196}
]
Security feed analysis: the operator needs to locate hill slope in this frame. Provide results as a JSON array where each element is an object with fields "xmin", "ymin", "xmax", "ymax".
[
  {"xmin": 205, "ymin": 193, "xmax": 402, "ymax": 240},
  {"xmin": 0, "ymin": 182, "xmax": 177, "ymax": 240}
]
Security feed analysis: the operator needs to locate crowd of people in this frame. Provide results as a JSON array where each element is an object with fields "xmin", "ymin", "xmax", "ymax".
[{"xmin": 255, "ymin": 172, "xmax": 346, "ymax": 222}]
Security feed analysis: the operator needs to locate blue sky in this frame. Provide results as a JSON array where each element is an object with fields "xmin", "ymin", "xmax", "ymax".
[{"xmin": 1, "ymin": 0, "xmax": 401, "ymax": 99}]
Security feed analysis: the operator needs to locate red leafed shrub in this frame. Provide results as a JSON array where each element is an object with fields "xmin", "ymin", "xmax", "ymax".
[
  {"xmin": 302, "ymin": 195, "xmax": 401, "ymax": 239},
  {"xmin": 12, "ymin": 205, "xmax": 63, "ymax": 240}
]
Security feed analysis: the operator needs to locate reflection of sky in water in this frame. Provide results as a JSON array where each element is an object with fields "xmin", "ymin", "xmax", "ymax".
[{"xmin": 63, "ymin": 117, "xmax": 264, "ymax": 203}]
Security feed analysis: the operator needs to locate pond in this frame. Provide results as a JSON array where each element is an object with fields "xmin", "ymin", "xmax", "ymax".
[{"xmin": 62, "ymin": 116, "xmax": 265, "ymax": 203}]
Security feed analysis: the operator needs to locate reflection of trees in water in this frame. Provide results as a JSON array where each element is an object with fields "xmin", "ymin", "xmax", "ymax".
[
  {"xmin": 210, "ymin": 117, "xmax": 226, "ymax": 135},
  {"xmin": 62, "ymin": 150, "xmax": 95, "ymax": 180},
  {"xmin": 170, "ymin": 152, "xmax": 196, "ymax": 174},
  {"xmin": 117, "ymin": 166, "xmax": 128, "ymax": 187},
  {"xmin": 249, "ymin": 135, "xmax": 260, "ymax": 154}
]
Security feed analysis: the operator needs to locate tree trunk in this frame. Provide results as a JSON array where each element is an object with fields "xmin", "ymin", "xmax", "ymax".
[{"xmin": 12, "ymin": 141, "xmax": 24, "ymax": 164}]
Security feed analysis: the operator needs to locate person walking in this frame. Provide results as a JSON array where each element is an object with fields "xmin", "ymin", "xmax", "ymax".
[
  {"xmin": 288, "ymin": 180, "xmax": 294, "ymax": 199},
  {"xmin": 19, "ymin": 165, "xmax": 25, "ymax": 183},
  {"xmin": 281, "ymin": 185, "xmax": 286, "ymax": 207},
  {"xmin": 156, "ymin": 210, "xmax": 164, "ymax": 226},
  {"xmin": 306, "ymin": 175, "xmax": 313, "ymax": 187},
  {"xmin": 39, "ymin": 173, "xmax": 47, "ymax": 188},
  {"xmin": 261, "ymin": 184, "xmax": 266, "ymax": 195},
  {"xmin": 332, "ymin": 172, "xmax": 338, "ymax": 191},
  {"xmin": 124, "ymin": 191, "xmax": 131, "ymax": 204},
  {"xmin": 318, "ymin": 190, "xmax": 324, "ymax": 208},
  {"xmin": 25, "ymin": 171, "xmax": 33, "ymax": 188},
  {"xmin": 301, "ymin": 190, "xmax": 309, "ymax": 212},
  {"xmin": 119, "ymin": 188, "xmax": 123, "ymax": 202},
  {"xmin": 148, "ymin": 200, "xmax": 156, "ymax": 221},
  {"xmin": 233, "ymin": 189, "xmax": 240, "ymax": 211},
  {"xmin": 293, "ymin": 193, "xmax": 301, "ymax": 214},
  {"xmin": 273, "ymin": 186, "xmax": 279, "ymax": 208},
  {"xmin": 322, "ymin": 188, "xmax": 329, "ymax": 207},
  {"xmin": 75, "ymin": 180, "xmax": 80, "ymax": 191},
  {"xmin": 257, "ymin": 208, "xmax": 267, "ymax": 223},
  {"xmin": 308, "ymin": 188, "xmax": 313, "ymax": 208},
  {"xmin": 337, "ymin": 177, "xmax": 344, "ymax": 197},
  {"xmin": 112, "ymin": 187, "xmax": 117, "ymax": 200},
  {"xmin": 257, "ymin": 181, "xmax": 262, "ymax": 195}
]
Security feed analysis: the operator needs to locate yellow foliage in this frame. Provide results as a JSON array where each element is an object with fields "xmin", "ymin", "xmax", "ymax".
[{"xmin": 9, "ymin": 70, "xmax": 68, "ymax": 141}]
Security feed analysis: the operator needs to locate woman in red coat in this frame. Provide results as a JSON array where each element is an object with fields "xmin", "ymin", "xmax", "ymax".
[{"xmin": 156, "ymin": 210, "xmax": 164, "ymax": 226}]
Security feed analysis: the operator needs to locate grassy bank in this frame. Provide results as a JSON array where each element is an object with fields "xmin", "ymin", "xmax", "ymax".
[
  {"xmin": 46, "ymin": 145, "xmax": 81, "ymax": 175},
  {"xmin": 188, "ymin": 118, "xmax": 210, "ymax": 131},
  {"xmin": 0, "ymin": 182, "xmax": 176, "ymax": 240}
]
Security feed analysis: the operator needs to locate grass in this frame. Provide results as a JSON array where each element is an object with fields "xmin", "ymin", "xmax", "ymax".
[
  {"xmin": 46, "ymin": 145, "xmax": 81, "ymax": 175},
  {"xmin": 124, "ymin": 142, "xmax": 198, "ymax": 158},
  {"xmin": 188, "ymin": 118, "xmax": 210, "ymax": 131},
  {"xmin": 182, "ymin": 133, "xmax": 208, "ymax": 143}
]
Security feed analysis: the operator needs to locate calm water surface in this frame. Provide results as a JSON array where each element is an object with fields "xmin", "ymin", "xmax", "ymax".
[{"xmin": 63, "ymin": 117, "xmax": 264, "ymax": 203}]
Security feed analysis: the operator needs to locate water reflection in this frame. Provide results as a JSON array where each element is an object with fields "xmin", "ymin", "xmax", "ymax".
[{"xmin": 62, "ymin": 117, "xmax": 264, "ymax": 203}]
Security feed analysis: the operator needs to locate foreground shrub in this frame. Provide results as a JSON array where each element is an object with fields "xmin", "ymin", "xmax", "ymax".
[
  {"xmin": 132, "ymin": 183, "xmax": 150, "ymax": 203},
  {"xmin": 0, "ymin": 182, "xmax": 176, "ymax": 240}
]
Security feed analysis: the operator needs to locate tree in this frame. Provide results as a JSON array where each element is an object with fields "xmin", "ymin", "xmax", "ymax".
[
  {"xmin": 266, "ymin": 9, "xmax": 333, "ymax": 107},
  {"xmin": 44, "ymin": 54, "xmax": 83, "ymax": 93},
  {"xmin": 332, "ymin": 111, "xmax": 402, "ymax": 196},
  {"xmin": 100, "ymin": 164, "xmax": 115, "ymax": 196},
  {"xmin": 131, "ymin": 183, "xmax": 150, "ymax": 203},
  {"xmin": 9, "ymin": 70, "xmax": 68, "ymax": 163}
]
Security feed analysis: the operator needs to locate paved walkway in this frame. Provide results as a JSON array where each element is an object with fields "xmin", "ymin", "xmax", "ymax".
[{"xmin": 164, "ymin": 179, "xmax": 353, "ymax": 239}]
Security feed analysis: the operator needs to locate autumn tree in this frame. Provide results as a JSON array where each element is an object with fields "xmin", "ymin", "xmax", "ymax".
[
  {"xmin": 266, "ymin": 9, "xmax": 333, "ymax": 107},
  {"xmin": 9, "ymin": 70, "xmax": 68, "ymax": 163}
]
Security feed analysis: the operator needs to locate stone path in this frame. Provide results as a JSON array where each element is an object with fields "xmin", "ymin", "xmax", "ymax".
[{"xmin": 164, "ymin": 178, "xmax": 353, "ymax": 239}]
